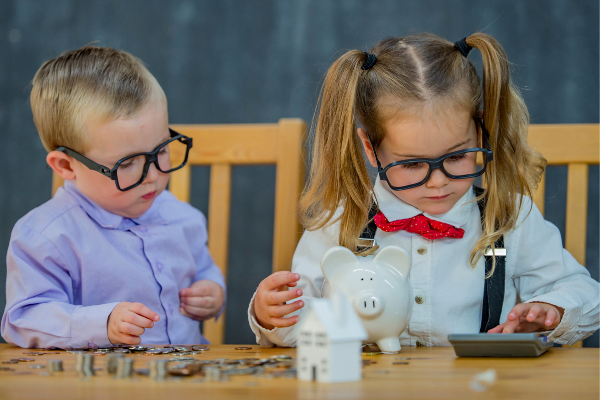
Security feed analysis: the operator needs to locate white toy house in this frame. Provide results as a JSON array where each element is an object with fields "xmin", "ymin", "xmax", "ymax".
[{"xmin": 297, "ymin": 292, "xmax": 367, "ymax": 383}]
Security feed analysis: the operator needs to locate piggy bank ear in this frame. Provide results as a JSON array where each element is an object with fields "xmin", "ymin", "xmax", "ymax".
[
  {"xmin": 373, "ymin": 245, "xmax": 411, "ymax": 278},
  {"xmin": 321, "ymin": 246, "xmax": 358, "ymax": 281}
]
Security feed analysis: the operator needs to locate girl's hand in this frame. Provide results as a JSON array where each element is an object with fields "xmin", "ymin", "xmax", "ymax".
[
  {"xmin": 179, "ymin": 280, "xmax": 225, "ymax": 321},
  {"xmin": 107, "ymin": 302, "xmax": 160, "ymax": 345},
  {"xmin": 254, "ymin": 271, "xmax": 304, "ymax": 330},
  {"xmin": 488, "ymin": 302, "xmax": 564, "ymax": 334}
]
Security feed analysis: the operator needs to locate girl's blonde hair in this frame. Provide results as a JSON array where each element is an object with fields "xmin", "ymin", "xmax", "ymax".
[
  {"xmin": 299, "ymin": 33, "xmax": 546, "ymax": 273},
  {"xmin": 31, "ymin": 46, "xmax": 165, "ymax": 153}
]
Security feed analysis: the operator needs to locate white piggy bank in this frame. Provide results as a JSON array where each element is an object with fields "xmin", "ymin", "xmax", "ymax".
[{"xmin": 320, "ymin": 246, "xmax": 412, "ymax": 353}]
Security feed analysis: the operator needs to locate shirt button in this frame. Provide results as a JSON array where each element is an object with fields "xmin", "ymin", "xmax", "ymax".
[
  {"xmin": 417, "ymin": 247, "xmax": 427, "ymax": 255},
  {"xmin": 416, "ymin": 340, "xmax": 425, "ymax": 347},
  {"xmin": 168, "ymin": 303, "xmax": 173, "ymax": 314},
  {"xmin": 415, "ymin": 296, "xmax": 424, "ymax": 304},
  {"xmin": 156, "ymin": 262, "xmax": 163, "ymax": 273},
  {"xmin": 138, "ymin": 227, "xmax": 148, "ymax": 233}
]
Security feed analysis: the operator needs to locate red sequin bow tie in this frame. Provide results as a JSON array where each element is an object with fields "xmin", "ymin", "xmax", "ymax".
[{"xmin": 374, "ymin": 211, "xmax": 465, "ymax": 240}]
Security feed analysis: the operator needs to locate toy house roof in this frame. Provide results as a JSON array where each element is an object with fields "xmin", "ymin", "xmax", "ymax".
[{"xmin": 300, "ymin": 293, "xmax": 367, "ymax": 343}]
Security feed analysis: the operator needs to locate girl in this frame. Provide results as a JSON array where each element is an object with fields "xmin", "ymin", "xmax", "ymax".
[{"xmin": 248, "ymin": 33, "xmax": 599, "ymax": 347}]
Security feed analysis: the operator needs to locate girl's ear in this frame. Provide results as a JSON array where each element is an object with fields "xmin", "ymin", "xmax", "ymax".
[
  {"xmin": 46, "ymin": 151, "xmax": 76, "ymax": 181},
  {"xmin": 357, "ymin": 128, "xmax": 378, "ymax": 168}
]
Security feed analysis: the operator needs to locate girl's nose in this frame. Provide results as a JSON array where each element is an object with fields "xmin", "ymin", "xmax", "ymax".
[{"xmin": 425, "ymin": 168, "xmax": 449, "ymax": 189}]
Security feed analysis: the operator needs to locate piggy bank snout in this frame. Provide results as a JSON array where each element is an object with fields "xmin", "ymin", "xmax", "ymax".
[{"xmin": 353, "ymin": 291, "xmax": 385, "ymax": 319}]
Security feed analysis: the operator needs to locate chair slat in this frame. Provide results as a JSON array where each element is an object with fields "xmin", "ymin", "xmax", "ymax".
[
  {"xmin": 203, "ymin": 163, "xmax": 232, "ymax": 345},
  {"xmin": 272, "ymin": 119, "xmax": 306, "ymax": 273},
  {"xmin": 168, "ymin": 164, "xmax": 191, "ymax": 203},
  {"xmin": 565, "ymin": 163, "xmax": 588, "ymax": 266},
  {"xmin": 52, "ymin": 174, "xmax": 65, "ymax": 197},
  {"xmin": 532, "ymin": 171, "xmax": 545, "ymax": 216},
  {"xmin": 170, "ymin": 124, "xmax": 280, "ymax": 164},
  {"xmin": 528, "ymin": 124, "xmax": 599, "ymax": 164}
]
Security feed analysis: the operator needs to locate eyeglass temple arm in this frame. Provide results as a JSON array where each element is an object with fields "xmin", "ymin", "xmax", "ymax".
[
  {"xmin": 54, "ymin": 147, "xmax": 113, "ymax": 178},
  {"xmin": 363, "ymin": 130, "xmax": 383, "ymax": 170}
]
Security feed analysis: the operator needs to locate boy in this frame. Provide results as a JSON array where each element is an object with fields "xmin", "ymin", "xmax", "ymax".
[{"xmin": 1, "ymin": 46, "xmax": 225, "ymax": 349}]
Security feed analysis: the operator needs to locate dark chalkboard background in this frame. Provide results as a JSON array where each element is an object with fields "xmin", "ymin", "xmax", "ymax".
[{"xmin": 0, "ymin": 0, "xmax": 598, "ymax": 347}]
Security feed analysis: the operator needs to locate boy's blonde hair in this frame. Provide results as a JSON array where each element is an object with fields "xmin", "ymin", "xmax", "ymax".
[
  {"xmin": 31, "ymin": 46, "xmax": 165, "ymax": 153},
  {"xmin": 299, "ymin": 33, "xmax": 546, "ymax": 274}
]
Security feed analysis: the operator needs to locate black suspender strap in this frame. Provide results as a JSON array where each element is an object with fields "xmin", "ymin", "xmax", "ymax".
[
  {"xmin": 474, "ymin": 186, "xmax": 506, "ymax": 332},
  {"xmin": 356, "ymin": 201, "xmax": 379, "ymax": 252}
]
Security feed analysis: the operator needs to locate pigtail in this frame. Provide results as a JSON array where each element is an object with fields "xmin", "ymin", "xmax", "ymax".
[
  {"xmin": 299, "ymin": 51, "xmax": 376, "ymax": 254},
  {"xmin": 466, "ymin": 33, "xmax": 546, "ymax": 274}
]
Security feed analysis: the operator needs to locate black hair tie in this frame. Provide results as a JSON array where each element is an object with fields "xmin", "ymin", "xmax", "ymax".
[
  {"xmin": 454, "ymin": 38, "xmax": 472, "ymax": 58},
  {"xmin": 361, "ymin": 52, "xmax": 377, "ymax": 70}
]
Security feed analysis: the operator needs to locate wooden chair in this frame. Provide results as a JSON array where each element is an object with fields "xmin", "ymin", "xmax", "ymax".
[
  {"xmin": 526, "ymin": 124, "xmax": 599, "ymax": 347},
  {"xmin": 52, "ymin": 118, "xmax": 307, "ymax": 345}
]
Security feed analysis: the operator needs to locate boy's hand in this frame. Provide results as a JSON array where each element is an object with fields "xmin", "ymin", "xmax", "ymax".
[
  {"xmin": 488, "ymin": 302, "xmax": 564, "ymax": 334},
  {"xmin": 254, "ymin": 271, "xmax": 304, "ymax": 330},
  {"xmin": 179, "ymin": 280, "xmax": 224, "ymax": 321},
  {"xmin": 107, "ymin": 302, "xmax": 160, "ymax": 345}
]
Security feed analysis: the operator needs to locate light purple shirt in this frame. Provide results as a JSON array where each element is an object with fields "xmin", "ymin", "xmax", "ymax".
[{"xmin": 2, "ymin": 180, "xmax": 226, "ymax": 349}]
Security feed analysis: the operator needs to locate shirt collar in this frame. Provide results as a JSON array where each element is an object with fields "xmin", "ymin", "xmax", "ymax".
[
  {"xmin": 373, "ymin": 176, "xmax": 475, "ymax": 228},
  {"xmin": 63, "ymin": 180, "xmax": 167, "ymax": 229}
]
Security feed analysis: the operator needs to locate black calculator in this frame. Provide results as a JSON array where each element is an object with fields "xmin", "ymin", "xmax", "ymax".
[{"xmin": 448, "ymin": 333, "xmax": 554, "ymax": 357}]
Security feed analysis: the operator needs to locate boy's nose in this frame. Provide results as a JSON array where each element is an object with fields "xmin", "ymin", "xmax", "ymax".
[
  {"xmin": 143, "ymin": 162, "xmax": 160, "ymax": 184},
  {"xmin": 425, "ymin": 168, "xmax": 449, "ymax": 189}
]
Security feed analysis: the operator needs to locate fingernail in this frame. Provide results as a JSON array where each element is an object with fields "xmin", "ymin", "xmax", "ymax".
[
  {"xmin": 294, "ymin": 273, "xmax": 300, "ymax": 280},
  {"xmin": 154, "ymin": 315, "xmax": 159, "ymax": 321},
  {"xmin": 546, "ymin": 319, "xmax": 551, "ymax": 325},
  {"xmin": 298, "ymin": 301, "xmax": 304, "ymax": 307},
  {"xmin": 296, "ymin": 289, "xmax": 302, "ymax": 296}
]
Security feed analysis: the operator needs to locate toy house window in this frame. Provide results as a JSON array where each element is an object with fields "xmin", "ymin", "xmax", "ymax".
[
  {"xmin": 300, "ymin": 331, "xmax": 312, "ymax": 346},
  {"xmin": 316, "ymin": 332, "xmax": 327, "ymax": 347}
]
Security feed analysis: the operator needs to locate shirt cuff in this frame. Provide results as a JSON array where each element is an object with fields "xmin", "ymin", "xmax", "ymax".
[
  {"xmin": 70, "ymin": 302, "xmax": 120, "ymax": 349},
  {"xmin": 525, "ymin": 291, "xmax": 582, "ymax": 345}
]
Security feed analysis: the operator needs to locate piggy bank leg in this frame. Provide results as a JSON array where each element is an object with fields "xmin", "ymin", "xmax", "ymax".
[{"xmin": 377, "ymin": 337, "xmax": 401, "ymax": 354}]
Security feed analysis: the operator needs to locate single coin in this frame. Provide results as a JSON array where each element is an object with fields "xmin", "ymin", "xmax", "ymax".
[
  {"xmin": 0, "ymin": 367, "xmax": 15, "ymax": 371},
  {"xmin": 395, "ymin": 357, "xmax": 411, "ymax": 360},
  {"xmin": 43, "ymin": 352, "xmax": 61, "ymax": 355},
  {"xmin": 235, "ymin": 347, "xmax": 252, "ymax": 350},
  {"xmin": 66, "ymin": 351, "xmax": 88, "ymax": 354},
  {"xmin": 18, "ymin": 358, "xmax": 35, "ymax": 362},
  {"xmin": 23, "ymin": 352, "xmax": 42, "ymax": 356},
  {"xmin": 191, "ymin": 345, "xmax": 209, "ymax": 351},
  {"xmin": 28, "ymin": 365, "xmax": 46, "ymax": 369},
  {"xmin": 372, "ymin": 369, "xmax": 390, "ymax": 374},
  {"xmin": 392, "ymin": 361, "xmax": 409, "ymax": 365},
  {"xmin": 92, "ymin": 353, "xmax": 107, "ymax": 356},
  {"xmin": 364, "ymin": 352, "xmax": 381, "ymax": 356},
  {"xmin": 2, "ymin": 361, "xmax": 18, "ymax": 364}
]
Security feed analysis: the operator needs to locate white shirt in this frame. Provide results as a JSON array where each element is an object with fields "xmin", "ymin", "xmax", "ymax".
[{"xmin": 248, "ymin": 179, "xmax": 600, "ymax": 346}]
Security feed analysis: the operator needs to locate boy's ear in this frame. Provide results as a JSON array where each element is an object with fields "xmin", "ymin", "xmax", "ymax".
[
  {"xmin": 46, "ymin": 151, "xmax": 76, "ymax": 181},
  {"xmin": 357, "ymin": 128, "xmax": 378, "ymax": 169}
]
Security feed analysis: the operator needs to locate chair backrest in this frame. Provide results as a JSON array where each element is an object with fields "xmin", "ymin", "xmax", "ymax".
[
  {"xmin": 52, "ymin": 118, "xmax": 307, "ymax": 345},
  {"xmin": 168, "ymin": 119, "xmax": 306, "ymax": 343},
  {"xmin": 527, "ymin": 124, "xmax": 599, "ymax": 268}
]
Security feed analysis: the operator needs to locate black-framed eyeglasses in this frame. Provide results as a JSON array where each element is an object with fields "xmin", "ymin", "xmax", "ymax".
[
  {"xmin": 56, "ymin": 128, "xmax": 193, "ymax": 191},
  {"xmin": 366, "ymin": 119, "xmax": 493, "ymax": 191}
]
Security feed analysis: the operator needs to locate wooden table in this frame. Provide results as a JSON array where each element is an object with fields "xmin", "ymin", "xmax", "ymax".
[{"xmin": 0, "ymin": 344, "xmax": 597, "ymax": 400}]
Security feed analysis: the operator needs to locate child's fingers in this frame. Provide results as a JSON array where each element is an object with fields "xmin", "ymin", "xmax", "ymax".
[
  {"xmin": 119, "ymin": 322, "xmax": 145, "ymax": 336},
  {"xmin": 266, "ymin": 288, "xmax": 303, "ymax": 305},
  {"xmin": 263, "ymin": 272, "xmax": 301, "ymax": 291},
  {"xmin": 525, "ymin": 303, "xmax": 545, "ymax": 322},
  {"xmin": 115, "ymin": 333, "xmax": 142, "ymax": 345},
  {"xmin": 129, "ymin": 302, "xmax": 160, "ymax": 322},
  {"xmin": 267, "ymin": 300, "xmax": 304, "ymax": 318},
  {"xmin": 507, "ymin": 303, "xmax": 532, "ymax": 321},
  {"xmin": 125, "ymin": 311, "xmax": 155, "ymax": 329},
  {"xmin": 181, "ymin": 296, "xmax": 215, "ymax": 309},
  {"xmin": 501, "ymin": 317, "xmax": 521, "ymax": 334},
  {"xmin": 180, "ymin": 304, "xmax": 212, "ymax": 319},
  {"xmin": 545, "ymin": 307, "xmax": 560, "ymax": 326},
  {"xmin": 487, "ymin": 323, "xmax": 507, "ymax": 333},
  {"xmin": 180, "ymin": 285, "xmax": 214, "ymax": 298},
  {"xmin": 269, "ymin": 315, "xmax": 300, "ymax": 328}
]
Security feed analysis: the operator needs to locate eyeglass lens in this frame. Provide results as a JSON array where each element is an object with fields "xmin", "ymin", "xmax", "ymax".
[
  {"xmin": 385, "ymin": 150, "xmax": 487, "ymax": 188},
  {"xmin": 116, "ymin": 138, "xmax": 188, "ymax": 189}
]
